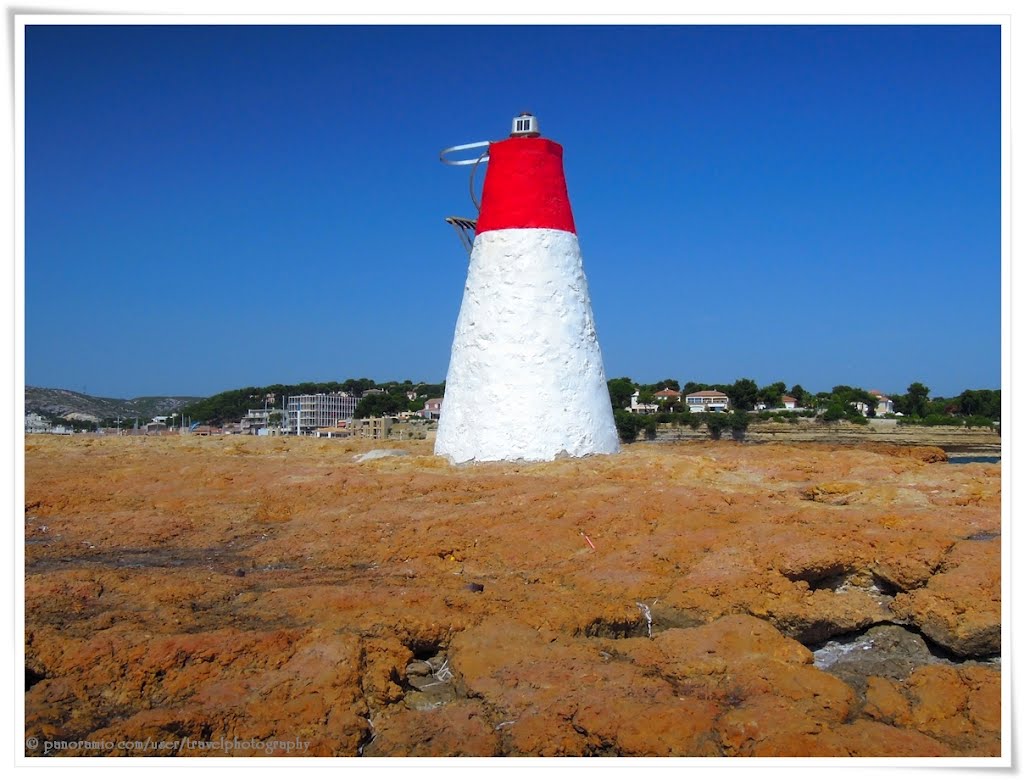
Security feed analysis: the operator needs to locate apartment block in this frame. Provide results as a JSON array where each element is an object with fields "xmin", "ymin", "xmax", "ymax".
[{"xmin": 286, "ymin": 393, "xmax": 360, "ymax": 435}]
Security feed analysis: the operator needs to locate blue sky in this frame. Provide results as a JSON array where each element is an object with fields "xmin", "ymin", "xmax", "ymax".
[{"xmin": 24, "ymin": 23, "xmax": 1001, "ymax": 399}]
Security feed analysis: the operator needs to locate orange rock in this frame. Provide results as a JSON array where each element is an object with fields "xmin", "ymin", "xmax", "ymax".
[
  {"xmin": 890, "ymin": 540, "xmax": 1000, "ymax": 656},
  {"xmin": 902, "ymin": 664, "xmax": 1001, "ymax": 754},
  {"xmin": 863, "ymin": 676, "xmax": 912, "ymax": 726},
  {"xmin": 506, "ymin": 712, "xmax": 589, "ymax": 756},
  {"xmin": 23, "ymin": 435, "xmax": 1001, "ymax": 757},
  {"xmin": 824, "ymin": 720, "xmax": 953, "ymax": 757},
  {"xmin": 363, "ymin": 700, "xmax": 499, "ymax": 756},
  {"xmin": 960, "ymin": 665, "xmax": 1002, "ymax": 734}
]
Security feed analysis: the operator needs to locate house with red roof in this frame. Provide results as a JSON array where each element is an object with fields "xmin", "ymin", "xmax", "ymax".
[
  {"xmin": 684, "ymin": 389, "xmax": 730, "ymax": 412},
  {"xmin": 869, "ymin": 390, "xmax": 895, "ymax": 416},
  {"xmin": 653, "ymin": 387, "xmax": 682, "ymax": 411}
]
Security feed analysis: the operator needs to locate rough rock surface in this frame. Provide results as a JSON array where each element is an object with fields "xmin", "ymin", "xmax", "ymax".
[{"xmin": 24, "ymin": 436, "xmax": 1001, "ymax": 757}]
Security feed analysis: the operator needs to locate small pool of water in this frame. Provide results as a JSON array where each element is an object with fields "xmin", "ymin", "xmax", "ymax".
[{"xmin": 947, "ymin": 455, "xmax": 1000, "ymax": 465}]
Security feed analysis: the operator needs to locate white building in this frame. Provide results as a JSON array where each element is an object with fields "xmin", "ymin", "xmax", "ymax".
[
  {"xmin": 422, "ymin": 398, "xmax": 443, "ymax": 420},
  {"xmin": 629, "ymin": 390, "xmax": 659, "ymax": 414},
  {"xmin": 286, "ymin": 393, "xmax": 360, "ymax": 435},
  {"xmin": 869, "ymin": 390, "xmax": 895, "ymax": 416},
  {"xmin": 241, "ymin": 407, "xmax": 288, "ymax": 435},
  {"xmin": 685, "ymin": 390, "xmax": 730, "ymax": 413},
  {"xmin": 25, "ymin": 412, "xmax": 51, "ymax": 433}
]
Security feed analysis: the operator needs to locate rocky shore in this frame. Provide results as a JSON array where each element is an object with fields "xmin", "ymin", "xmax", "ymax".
[
  {"xmin": 24, "ymin": 435, "xmax": 1001, "ymax": 757},
  {"xmin": 653, "ymin": 419, "xmax": 1001, "ymax": 454}
]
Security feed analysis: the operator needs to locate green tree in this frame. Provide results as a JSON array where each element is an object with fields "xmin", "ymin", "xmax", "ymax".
[
  {"xmin": 416, "ymin": 382, "xmax": 446, "ymax": 400},
  {"xmin": 656, "ymin": 378, "xmax": 680, "ymax": 391},
  {"xmin": 353, "ymin": 393, "xmax": 404, "ymax": 419},
  {"xmin": 758, "ymin": 381, "xmax": 787, "ymax": 409},
  {"xmin": 729, "ymin": 409, "xmax": 750, "ymax": 439},
  {"xmin": 704, "ymin": 413, "xmax": 730, "ymax": 440},
  {"xmin": 789, "ymin": 384, "xmax": 811, "ymax": 407},
  {"xmin": 902, "ymin": 382, "xmax": 931, "ymax": 418},
  {"xmin": 821, "ymin": 401, "xmax": 846, "ymax": 422},
  {"xmin": 642, "ymin": 416, "xmax": 658, "ymax": 440},
  {"xmin": 607, "ymin": 378, "xmax": 635, "ymax": 410},
  {"xmin": 926, "ymin": 397, "xmax": 954, "ymax": 417},
  {"xmin": 613, "ymin": 408, "xmax": 643, "ymax": 443},
  {"xmin": 826, "ymin": 385, "xmax": 876, "ymax": 417},
  {"xmin": 957, "ymin": 388, "xmax": 1000, "ymax": 420},
  {"xmin": 727, "ymin": 378, "xmax": 759, "ymax": 411},
  {"xmin": 342, "ymin": 378, "xmax": 374, "ymax": 396}
]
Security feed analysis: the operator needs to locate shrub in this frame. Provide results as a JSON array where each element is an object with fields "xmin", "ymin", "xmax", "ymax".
[
  {"xmin": 613, "ymin": 409, "xmax": 643, "ymax": 443},
  {"xmin": 922, "ymin": 414, "xmax": 963, "ymax": 427},
  {"xmin": 730, "ymin": 409, "xmax": 750, "ymax": 432},
  {"xmin": 821, "ymin": 402, "xmax": 845, "ymax": 422},
  {"xmin": 704, "ymin": 413, "xmax": 730, "ymax": 440},
  {"xmin": 963, "ymin": 415, "xmax": 995, "ymax": 429},
  {"xmin": 643, "ymin": 417, "xmax": 658, "ymax": 440}
]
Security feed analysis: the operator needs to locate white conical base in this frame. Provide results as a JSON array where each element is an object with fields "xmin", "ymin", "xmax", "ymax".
[{"xmin": 435, "ymin": 228, "xmax": 621, "ymax": 463}]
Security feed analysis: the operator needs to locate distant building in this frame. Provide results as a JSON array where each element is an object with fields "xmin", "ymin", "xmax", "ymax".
[
  {"xmin": 685, "ymin": 390, "xmax": 730, "ymax": 413},
  {"xmin": 349, "ymin": 416, "xmax": 394, "ymax": 439},
  {"xmin": 314, "ymin": 425, "xmax": 351, "ymax": 439},
  {"xmin": 781, "ymin": 395, "xmax": 798, "ymax": 410},
  {"xmin": 241, "ymin": 407, "xmax": 287, "ymax": 435},
  {"xmin": 422, "ymin": 398, "xmax": 443, "ymax": 420},
  {"xmin": 25, "ymin": 412, "xmax": 51, "ymax": 434},
  {"xmin": 286, "ymin": 392, "xmax": 360, "ymax": 435},
  {"xmin": 869, "ymin": 390, "xmax": 895, "ymax": 416},
  {"xmin": 629, "ymin": 390, "xmax": 658, "ymax": 414}
]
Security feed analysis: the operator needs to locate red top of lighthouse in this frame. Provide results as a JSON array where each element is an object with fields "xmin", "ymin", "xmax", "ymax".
[{"xmin": 474, "ymin": 136, "xmax": 577, "ymax": 236}]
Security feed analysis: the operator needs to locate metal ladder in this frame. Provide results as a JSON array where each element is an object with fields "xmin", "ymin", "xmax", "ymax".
[{"xmin": 444, "ymin": 216, "xmax": 477, "ymax": 259}]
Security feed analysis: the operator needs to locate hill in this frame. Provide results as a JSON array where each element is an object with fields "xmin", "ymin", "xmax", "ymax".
[{"xmin": 25, "ymin": 386, "xmax": 204, "ymax": 423}]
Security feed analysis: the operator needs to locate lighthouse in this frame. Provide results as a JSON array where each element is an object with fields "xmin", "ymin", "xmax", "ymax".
[{"xmin": 435, "ymin": 113, "xmax": 620, "ymax": 463}]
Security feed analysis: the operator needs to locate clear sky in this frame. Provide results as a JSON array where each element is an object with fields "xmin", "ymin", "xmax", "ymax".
[{"xmin": 24, "ymin": 23, "xmax": 1001, "ymax": 399}]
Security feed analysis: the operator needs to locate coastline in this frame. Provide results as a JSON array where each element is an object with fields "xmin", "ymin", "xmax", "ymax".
[{"xmin": 650, "ymin": 419, "xmax": 1001, "ymax": 455}]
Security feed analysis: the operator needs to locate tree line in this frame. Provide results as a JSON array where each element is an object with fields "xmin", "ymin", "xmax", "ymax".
[
  {"xmin": 176, "ymin": 375, "xmax": 998, "ymax": 433},
  {"xmin": 606, "ymin": 377, "xmax": 1000, "ymax": 443},
  {"xmin": 180, "ymin": 379, "xmax": 446, "ymax": 425}
]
